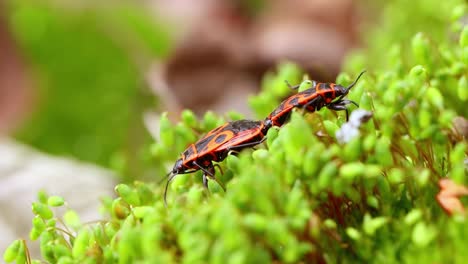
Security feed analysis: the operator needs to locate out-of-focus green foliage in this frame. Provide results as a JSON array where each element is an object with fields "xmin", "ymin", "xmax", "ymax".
[
  {"xmin": 8, "ymin": 1, "xmax": 171, "ymax": 172},
  {"xmin": 4, "ymin": 0, "xmax": 468, "ymax": 263}
]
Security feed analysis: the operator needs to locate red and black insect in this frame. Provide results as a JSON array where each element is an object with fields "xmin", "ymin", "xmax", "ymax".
[
  {"xmin": 267, "ymin": 70, "xmax": 366, "ymax": 127},
  {"xmin": 164, "ymin": 118, "xmax": 272, "ymax": 203}
]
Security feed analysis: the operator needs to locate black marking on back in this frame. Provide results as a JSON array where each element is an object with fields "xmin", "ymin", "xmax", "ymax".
[
  {"xmin": 194, "ymin": 134, "xmax": 217, "ymax": 152},
  {"xmin": 318, "ymin": 83, "xmax": 331, "ymax": 91},
  {"xmin": 301, "ymin": 87, "xmax": 317, "ymax": 95},
  {"xmin": 270, "ymin": 101, "xmax": 287, "ymax": 117},
  {"xmin": 182, "ymin": 145, "xmax": 195, "ymax": 159},
  {"xmin": 214, "ymin": 134, "xmax": 227, "ymax": 144},
  {"xmin": 228, "ymin": 120, "xmax": 262, "ymax": 133},
  {"xmin": 289, "ymin": 96, "xmax": 300, "ymax": 106}
]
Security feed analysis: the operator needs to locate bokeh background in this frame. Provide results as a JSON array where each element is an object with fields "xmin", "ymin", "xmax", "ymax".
[{"xmin": 2, "ymin": 0, "xmax": 463, "ymax": 258}]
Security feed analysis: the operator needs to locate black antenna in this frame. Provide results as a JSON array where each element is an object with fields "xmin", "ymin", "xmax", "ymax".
[
  {"xmin": 164, "ymin": 171, "xmax": 176, "ymax": 206},
  {"xmin": 345, "ymin": 70, "xmax": 366, "ymax": 93},
  {"xmin": 335, "ymin": 70, "xmax": 366, "ymax": 102}
]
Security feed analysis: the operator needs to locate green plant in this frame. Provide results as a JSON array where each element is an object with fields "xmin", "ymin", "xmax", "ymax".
[{"xmin": 4, "ymin": 0, "xmax": 468, "ymax": 263}]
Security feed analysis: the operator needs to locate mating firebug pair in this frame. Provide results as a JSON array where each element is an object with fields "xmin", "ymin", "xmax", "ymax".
[{"xmin": 164, "ymin": 71, "xmax": 366, "ymax": 204}]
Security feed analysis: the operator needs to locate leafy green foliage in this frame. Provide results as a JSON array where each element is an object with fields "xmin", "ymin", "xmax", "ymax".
[{"xmin": 4, "ymin": 0, "xmax": 468, "ymax": 263}]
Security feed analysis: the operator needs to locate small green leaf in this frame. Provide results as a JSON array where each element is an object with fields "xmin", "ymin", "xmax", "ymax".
[
  {"xmin": 47, "ymin": 196, "xmax": 65, "ymax": 207},
  {"xmin": 425, "ymin": 87, "xmax": 444, "ymax": 109},
  {"xmin": 318, "ymin": 162, "xmax": 338, "ymax": 189},
  {"xmin": 449, "ymin": 143, "xmax": 468, "ymax": 184},
  {"xmin": 458, "ymin": 76, "xmax": 468, "ymax": 101},
  {"xmin": 342, "ymin": 138, "xmax": 362, "ymax": 161},
  {"xmin": 346, "ymin": 227, "xmax": 361, "ymax": 241},
  {"xmin": 54, "ymin": 243, "xmax": 72, "ymax": 258},
  {"xmin": 375, "ymin": 136, "xmax": 393, "ymax": 167},
  {"xmin": 460, "ymin": 26, "xmax": 468, "ymax": 47},
  {"xmin": 3, "ymin": 239, "xmax": 20, "ymax": 263},
  {"xmin": 203, "ymin": 111, "xmax": 221, "ymax": 131},
  {"xmin": 29, "ymin": 227, "xmax": 41, "ymax": 241},
  {"xmin": 340, "ymin": 162, "xmax": 365, "ymax": 180},
  {"xmin": 412, "ymin": 33, "xmax": 432, "ymax": 69},
  {"xmin": 132, "ymin": 206, "xmax": 154, "ymax": 219},
  {"xmin": 37, "ymin": 190, "xmax": 49, "ymax": 204},
  {"xmin": 363, "ymin": 214, "xmax": 388, "ymax": 236},
  {"xmin": 227, "ymin": 111, "xmax": 245, "ymax": 121},
  {"xmin": 323, "ymin": 219, "xmax": 337, "ymax": 229},
  {"xmin": 159, "ymin": 112, "xmax": 175, "ymax": 147},
  {"xmin": 451, "ymin": 5, "xmax": 467, "ymax": 21},
  {"xmin": 112, "ymin": 198, "xmax": 131, "ymax": 219},
  {"xmin": 181, "ymin": 109, "xmax": 197, "ymax": 127},
  {"xmin": 63, "ymin": 210, "xmax": 81, "ymax": 229},
  {"xmin": 367, "ymin": 195, "xmax": 379, "ymax": 209},
  {"xmin": 186, "ymin": 186, "xmax": 204, "ymax": 204},
  {"xmin": 266, "ymin": 127, "xmax": 279, "ymax": 147},
  {"xmin": 72, "ymin": 230, "xmax": 90, "ymax": 258},
  {"xmin": 404, "ymin": 209, "xmax": 422, "ymax": 225},
  {"xmin": 416, "ymin": 168, "xmax": 430, "ymax": 187},
  {"xmin": 32, "ymin": 202, "xmax": 53, "ymax": 220},
  {"xmin": 364, "ymin": 165, "xmax": 382, "ymax": 178},
  {"xmin": 243, "ymin": 213, "xmax": 268, "ymax": 232},
  {"xmin": 252, "ymin": 149, "xmax": 269, "ymax": 161},
  {"xmin": 298, "ymin": 80, "xmax": 313, "ymax": 92},
  {"xmin": 323, "ymin": 120, "xmax": 339, "ymax": 137},
  {"xmin": 115, "ymin": 184, "xmax": 140, "ymax": 206},
  {"xmin": 32, "ymin": 215, "xmax": 46, "ymax": 233},
  {"xmin": 412, "ymin": 222, "xmax": 437, "ymax": 247},
  {"xmin": 410, "ymin": 65, "xmax": 426, "ymax": 77},
  {"xmin": 388, "ymin": 168, "xmax": 405, "ymax": 184},
  {"xmin": 418, "ymin": 109, "xmax": 432, "ymax": 128}
]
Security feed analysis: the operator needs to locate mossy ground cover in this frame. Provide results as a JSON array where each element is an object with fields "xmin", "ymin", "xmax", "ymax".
[{"xmin": 4, "ymin": 0, "xmax": 468, "ymax": 263}]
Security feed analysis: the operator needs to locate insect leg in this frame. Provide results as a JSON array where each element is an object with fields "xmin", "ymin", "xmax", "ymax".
[
  {"xmin": 192, "ymin": 161, "xmax": 214, "ymax": 177},
  {"xmin": 214, "ymin": 164, "xmax": 224, "ymax": 175},
  {"xmin": 327, "ymin": 102, "xmax": 350, "ymax": 121},
  {"xmin": 211, "ymin": 176, "xmax": 226, "ymax": 192},
  {"xmin": 192, "ymin": 161, "xmax": 213, "ymax": 189},
  {"xmin": 285, "ymin": 80, "xmax": 300, "ymax": 90},
  {"xmin": 206, "ymin": 165, "xmax": 226, "ymax": 192},
  {"xmin": 301, "ymin": 96, "xmax": 323, "ymax": 111},
  {"xmin": 339, "ymin": 99, "xmax": 359, "ymax": 107},
  {"xmin": 226, "ymin": 137, "xmax": 267, "ymax": 152},
  {"xmin": 192, "ymin": 162, "xmax": 226, "ymax": 191}
]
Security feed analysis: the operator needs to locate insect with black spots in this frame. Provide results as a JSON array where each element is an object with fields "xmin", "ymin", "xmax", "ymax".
[
  {"xmin": 164, "ymin": 118, "xmax": 272, "ymax": 204},
  {"xmin": 267, "ymin": 70, "xmax": 366, "ymax": 127}
]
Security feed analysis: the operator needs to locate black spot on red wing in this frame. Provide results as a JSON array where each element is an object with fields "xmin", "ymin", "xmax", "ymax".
[
  {"xmin": 204, "ymin": 123, "xmax": 227, "ymax": 137},
  {"xmin": 269, "ymin": 95, "xmax": 301, "ymax": 121},
  {"xmin": 182, "ymin": 144, "xmax": 195, "ymax": 160},
  {"xmin": 214, "ymin": 134, "xmax": 227, "ymax": 144},
  {"xmin": 289, "ymin": 96, "xmax": 299, "ymax": 106},
  {"xmin": 301, "ymin": 87, "xmax": 317, "ymax": 95},
  {"xmin": 270, "ymin": 102, "xmax": 287, "ymax": 117},
  {"xmin": 194, "ymin": 134, "xmax": 216, "ymax": 153}
]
